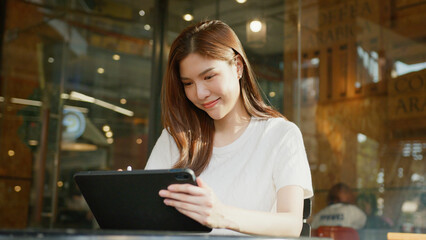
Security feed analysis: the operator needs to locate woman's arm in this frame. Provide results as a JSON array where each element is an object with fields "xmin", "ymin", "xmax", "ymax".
[{"xmin": 159, "ymin": 178, "xmax": 304, "ymax": 237}]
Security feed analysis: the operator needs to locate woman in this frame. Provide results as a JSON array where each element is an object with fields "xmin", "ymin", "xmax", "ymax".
[{"xmin": 145, "ymin": 20, "xmax": 313, "ymax": 237}]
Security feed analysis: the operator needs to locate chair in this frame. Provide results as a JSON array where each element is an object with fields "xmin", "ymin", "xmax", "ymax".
[
  {"xmin": 315, "ymin": 226, "xmax": 360, "ymax": 240},
  {"xmin": 300, "ymin": 198, "xmax": 312, "ymax": 236}
]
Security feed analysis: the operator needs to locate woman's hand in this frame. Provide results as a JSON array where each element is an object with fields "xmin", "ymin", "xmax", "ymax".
[{"xmin": 159, "ymin": 178, "xmax": 234, "ymax": 229}]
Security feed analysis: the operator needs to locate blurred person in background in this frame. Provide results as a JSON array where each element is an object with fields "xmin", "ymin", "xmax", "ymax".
[
  {"xmin": 413, "ymin": 192, "xmax": 426, "ymax": 233},
  {"xmin": 357, "ymin": 192, "xmax": 393, "ymax": 229},
  {"xmin": 311, "ymin": 182, "xmax": 366, "ymax": 230}
]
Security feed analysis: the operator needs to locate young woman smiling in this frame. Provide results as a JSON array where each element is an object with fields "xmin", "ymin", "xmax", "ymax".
[{"xmin": 145, "ymin": 20, "xmax": 313, "ymax": 237}]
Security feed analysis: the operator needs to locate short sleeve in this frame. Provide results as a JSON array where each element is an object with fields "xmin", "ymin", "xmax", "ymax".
[
  {"xmin": 350, "ymin": 205, "xmax": 367, "ymax": 229},
  {"xmin": 272, "ymin": 122, "xmax": 313, "ymax": 198},
  {"xmin": 145, "ymin": 129, "xmax": 179, "ymax": 170}
]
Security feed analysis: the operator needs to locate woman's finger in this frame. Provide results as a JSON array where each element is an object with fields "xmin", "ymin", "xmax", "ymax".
[
  {"xmin": 160, "ymin": 190, "xmax": 205, "ymax": 205},
  {"xmin": 167, "ymin": 183, "xmax": 206, "ymax": 196},
  {"xmin": 164, "ymin": 198, "xmax": 208, "ymax": 213}
]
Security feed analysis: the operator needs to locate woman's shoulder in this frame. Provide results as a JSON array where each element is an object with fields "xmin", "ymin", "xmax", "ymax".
[
  {"xmin": 159, "ymin": 128, "xmax": 172, "ymax": 139},
  {"xmin": 248, "ymin": 117, "xmax": 303, "ymax": 144},
  {"xmin": 155, "ymin": 128, "xmax": 178, "ymax": 148},
  {"xmin": 253, "ymin": 117, "xmax": 300, "ymax": 134}
]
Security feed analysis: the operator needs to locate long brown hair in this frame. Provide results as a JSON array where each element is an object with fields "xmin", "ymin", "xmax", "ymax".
[{"xmin": 162, "ymin": 20, "xmax": 283, "ymax": 176}]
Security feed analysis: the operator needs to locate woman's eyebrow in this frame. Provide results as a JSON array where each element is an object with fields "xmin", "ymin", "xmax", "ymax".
[
  {"xmin": 198, "ymin": 67, "xmax": 215, "ymax": 77},
  {"xmin": 181, "ymin": 67, "xmax": 215, "ymax": 80}
]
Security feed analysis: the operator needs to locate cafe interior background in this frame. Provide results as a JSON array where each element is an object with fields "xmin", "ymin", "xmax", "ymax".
[{"xmin": 0, "ymin": 0, "xmax": 425, "ymax": 237}]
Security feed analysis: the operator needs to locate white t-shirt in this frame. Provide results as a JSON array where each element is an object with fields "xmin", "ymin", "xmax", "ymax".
[
  {"xmin": 145, "ymin": 117, "xmax": 313, "ymax": 234},
  {"xmin": 311, "ymin": 203, "xmax": 367, "ymax": 229}
]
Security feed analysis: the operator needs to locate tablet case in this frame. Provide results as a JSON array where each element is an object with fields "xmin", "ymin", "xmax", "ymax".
[{"xmin": 74, "ymin": 169, "xmax": 211, "ymax": 232}]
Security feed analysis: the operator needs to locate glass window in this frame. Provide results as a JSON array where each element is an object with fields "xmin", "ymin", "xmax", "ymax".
[
  {"xmin": 1, "ymin": 0, "xmax": 154, "ymax": 229},
  {"xmin": 286, "ymin": 0, "xmax": 425, "ymax": 236}
]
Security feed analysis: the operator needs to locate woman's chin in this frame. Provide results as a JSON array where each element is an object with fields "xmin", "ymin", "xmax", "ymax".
[{"xmin": 206, "ymin": 112, "xmax": 224, "ymax": 121}]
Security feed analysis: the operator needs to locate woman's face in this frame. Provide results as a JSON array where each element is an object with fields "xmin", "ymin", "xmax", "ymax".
[{"xmin": 179, "ymin": 53, "xmax": 244, "ymax": 121}]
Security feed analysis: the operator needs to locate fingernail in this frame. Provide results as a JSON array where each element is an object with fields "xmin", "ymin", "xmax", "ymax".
[{"xmin": 159, "ymin": 190, "xmax": 166, "ymax": 196}]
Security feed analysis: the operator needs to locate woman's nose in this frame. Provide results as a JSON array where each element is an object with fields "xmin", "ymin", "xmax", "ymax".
[{"xmin": 196, "ymin": 83, "xmax": 210, "ymax": 99}]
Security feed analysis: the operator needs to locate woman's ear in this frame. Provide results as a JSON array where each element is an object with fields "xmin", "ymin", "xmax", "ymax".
[{"xmin": 235, "ymin": 55, "xmax": 244, "ymax": 79}]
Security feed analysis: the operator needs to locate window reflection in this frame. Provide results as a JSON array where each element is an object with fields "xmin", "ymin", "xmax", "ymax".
[
  {"xmin": 356, "ymin": 46, "xmax": 379, "ymax": 86},
  {"xmin": 394, "ymin": 61, "xmax": 426, "ymax": 78},
  {"xmin": 0, "ymin": 0, "xmax": 154, "ymax": 229}
]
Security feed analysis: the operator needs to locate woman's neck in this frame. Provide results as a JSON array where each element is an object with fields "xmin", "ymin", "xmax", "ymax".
[{"xmin": 213, "ymin": 100, "xmax": 251, "ymax": 147}]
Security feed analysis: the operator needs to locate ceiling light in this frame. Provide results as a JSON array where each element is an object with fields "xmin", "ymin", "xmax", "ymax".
[
  {"xmin": 139, "ymin": 10, "xmax": 145, "ymax": 16},
  {"xmin": 48, "ymin": 57, "xmax": 55, "ymax": 63},
  {"xmin": 8, "ymin": 150, "xmax": 15, "ymax": 157},
  {"xmin": 61, "ymin": 93, "xmax": 69, "ymax": 99},
  {"xmin": 97, "ymin": 67, "xmax": 105, "ymax": 74},
  {"xmin": 183, "ymin": 14, "xmax": 194, "ymax": 21},
  {"xmin": 69, "ymin": 91, "xmax": 134, "ymax": 117},
  {"xmin": 236, "ymin": 0, "xmax": 246, "ymax": 3},
  {"xmin": 14, "ymin": 186, "xmax": 22, "ymax": 192},
  {"xmin": 250, "ymin": 20, "xmax": 262, "ymax": 33},
  {"xmin": 102, "ymin": 125, "xmax": 110, "ymax": 132},
  {"xmin": 144, "ymin": 24, "xmax": 151, "ymax": 31},
  {"xmin": 120, "ymin": 98, "xmax": 127, "ymax": 104},
  {"xmin": 64, "ymin": 105, "xmax": 89, "ymax": 114},
  {"xmin": 10, "ymin": 98, "xmax": 42, "ymax": 107},
  {"xmin": 105, "ymin": 131, "xmax": 113, "ymax": 138},
  {"xmin": 69, "ymin": 91, "xmax": 95, "ymax": 103},
  {"xmin": 28, "ymin": 140, "xmax": 39, "ymax": 146},
  {"xmin": 112, "ymin": 54, "xmax": 120, "ymax": 61}
]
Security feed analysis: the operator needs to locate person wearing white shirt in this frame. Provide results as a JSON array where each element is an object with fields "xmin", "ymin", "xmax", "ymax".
[
  {"xmin": 145, "ymin": 20, "xmax": 313, "ymax": 237},
  {"xmin": 311, "ymin": 183, "xmax": 366, "ymax": 229}
]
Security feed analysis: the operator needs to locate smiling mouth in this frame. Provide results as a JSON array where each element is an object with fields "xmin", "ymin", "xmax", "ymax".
[{"xmin": 202, "ymin": 98, "xmax": 220, "ymax": 109}]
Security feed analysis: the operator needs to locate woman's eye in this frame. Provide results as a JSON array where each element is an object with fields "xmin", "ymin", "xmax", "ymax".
[
  {"xmin": 205, "ymin": 74, "xmax": 215, "ymax": 80},
  {"xmin": 182, "ymin": 82, "xmax": 192, "ymax": 86}
]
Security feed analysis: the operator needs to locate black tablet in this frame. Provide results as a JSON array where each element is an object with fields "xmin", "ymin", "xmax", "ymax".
[{"xmin": 73, "ymin": 168, "xmax": 211, "ymax": 232}]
